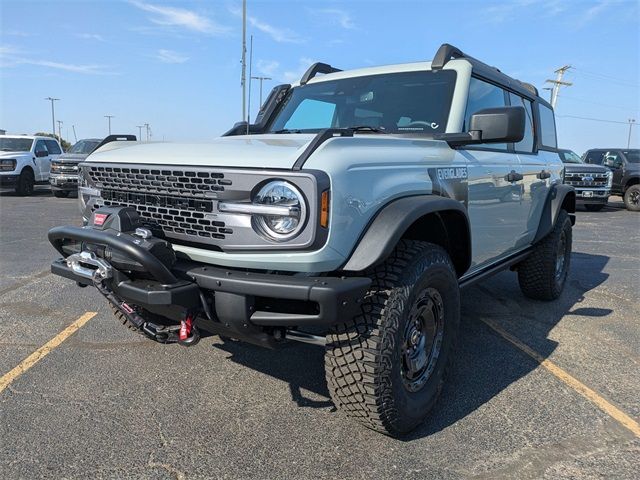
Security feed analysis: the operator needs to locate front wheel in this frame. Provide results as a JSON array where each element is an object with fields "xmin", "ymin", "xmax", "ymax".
[
  {"xmin": 15, "ymin": 169, "xmax": 35, "ymax": 196},
  {"xmin": 623, "ymin": 185, "xmax": 640, "ymax": 211},
  {"xmin": 517, "ymin": 209, "xmax": 572, "ymax": 300},
  {"xmin": 325, "ymin": 240, "xmax": 460, "ymax": 436}
]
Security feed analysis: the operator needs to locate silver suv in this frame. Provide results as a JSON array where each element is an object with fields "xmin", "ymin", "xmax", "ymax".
[{"xmin": 49, "ymin": 44, "xmax": 576, "ymax": 436}]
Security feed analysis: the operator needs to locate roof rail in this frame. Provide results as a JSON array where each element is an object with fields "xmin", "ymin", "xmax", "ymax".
[
  {"xmin": 93, "ymin": 134, "xmax": 137, "ymax": 151},
  {"xmin": 300, "ymin": 62, "xmax": 342, "ymax": 85},
  {"xmin": 431, "ymin": 44, "xmax": 464, "ymax": 70},
  {"xmin": 518, "ymin": 81, "xmax": 539, "ymax": 96}
]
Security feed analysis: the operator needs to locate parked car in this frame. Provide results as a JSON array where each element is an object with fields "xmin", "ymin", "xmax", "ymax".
[
  {"xmin": 48, "ymin": 44, "xmax": 575, "ymax": 436},
  {"xmin": 50, "ymin": 138, "xmax": 102, "ymax": 198},
  {"xmin": 558, "ymin": 148, "xmax": 611, "ymax": 211},
  {"xmin": 583, "ymin": 149, "xmax": 640, "ymax": 211},
  {"xmin": 0, "ymin": 135, "xmax": 62, "ymax": 195}
]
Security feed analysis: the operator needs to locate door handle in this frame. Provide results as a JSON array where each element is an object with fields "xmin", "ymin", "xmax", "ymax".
[
  {"xmin": 537, "ymin": 170, "xmax": 551, "ymax": 180},
  {"xmin": 505, "ymin": 170, "xmax": 523, "ymax": 182}
]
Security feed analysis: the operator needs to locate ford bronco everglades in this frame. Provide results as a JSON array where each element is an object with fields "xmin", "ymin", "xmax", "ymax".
[{"xmin": 48, "ymin": 44, "xmax": 575, "ymax": 436}]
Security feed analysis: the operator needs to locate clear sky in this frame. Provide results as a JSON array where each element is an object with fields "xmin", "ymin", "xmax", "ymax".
[{"xmin": 1, "ymin": 0, "xmax": 638, "ymax": 154}]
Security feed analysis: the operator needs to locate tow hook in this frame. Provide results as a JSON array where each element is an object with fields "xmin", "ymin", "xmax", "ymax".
[{"xmin": 178, "ymin": 313, "xmax": 200, "ymax": 347}]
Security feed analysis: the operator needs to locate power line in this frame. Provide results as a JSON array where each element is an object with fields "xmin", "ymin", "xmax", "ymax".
[
  {"xmin": 556, "ymin": 114, "xmax": 630, "ymax": 125},
  {"xmin": 571, "ymin": 68, "xmax": 639, "ymax": 88}
]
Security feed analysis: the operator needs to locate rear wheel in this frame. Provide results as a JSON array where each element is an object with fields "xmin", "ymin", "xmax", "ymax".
[
  {"xmin": 584, "ymin": 204, "xmax": 605, "ymax": 212},
  {"xmin": 325, "ymin": 240, "xmax": 460, "ymax": 436},
  {"xmin": 623, "ymin": 184, "xmax": 640, "ymax": 212},
  {"xmin": 53, "ymin": 190, "xmax": 70, "ymax": 198},
  {"xmin": 517, "ymin": 209, "xmax": 572, "ymax": 300},
  {"xmin": 15, "ymin": 169, "xmax": 35, "ymax": 196}
]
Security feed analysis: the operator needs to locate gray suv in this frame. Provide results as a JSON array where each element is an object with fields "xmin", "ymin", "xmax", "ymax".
[
  {"xmin": 50, "ymin": 138, "xmax": 102, "ymax": 197},
  {"xmin": 48, "ymin": 44, "xmax": 576, "ymax": 436}
]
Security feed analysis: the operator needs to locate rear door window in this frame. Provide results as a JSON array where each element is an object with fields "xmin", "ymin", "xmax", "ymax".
[
  {"xmin": 508, "ymin": 92, "xmax": 534, "ymax": 153},
  {"xmin": 538, "ymin": 104, "xmax": 557, "ymax": 148}
]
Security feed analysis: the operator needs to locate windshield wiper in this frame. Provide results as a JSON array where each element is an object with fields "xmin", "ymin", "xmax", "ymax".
[
  {"xmin": 348, "ymin": 125, "xmax": 387, "ymax": 134},
  {"xmin": 272, "ymin": 128, "xmax": 303, "ymax": 134}
]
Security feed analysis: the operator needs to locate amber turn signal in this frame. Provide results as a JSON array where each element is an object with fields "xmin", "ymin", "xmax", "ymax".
[{"xmin": 320, "ymin": 190, "xmax": 330, "ymax": 228}]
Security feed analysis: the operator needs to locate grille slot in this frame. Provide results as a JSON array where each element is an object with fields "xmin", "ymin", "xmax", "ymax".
[
  {"xmin": 89, "ymin": 166, "xmax": 234, "ymax": 244},
  {"xmin": 564, "ymin": 172, "xmax": 608, "ymax": 187}
]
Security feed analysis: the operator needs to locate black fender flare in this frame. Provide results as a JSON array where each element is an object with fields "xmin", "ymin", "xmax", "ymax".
[
  {"xmin": 533, "ymin": 183, "xmax": 576, "ymax": 244},
  {"xmin": 341, "ymin": 195, "xmax": 471, "ymax": 275}
]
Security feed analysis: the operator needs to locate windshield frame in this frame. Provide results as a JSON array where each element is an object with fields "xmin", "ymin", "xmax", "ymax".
[
  {"xmin": 0, "ymin": 137, "xmax": 34, "ymax": 153},
  {"xmin": 266, "ymin": 70, "xmax": 458, "ymax": 136}
]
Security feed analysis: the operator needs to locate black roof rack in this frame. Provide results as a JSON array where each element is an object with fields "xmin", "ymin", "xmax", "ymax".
[
  {"xmin": 300, "ymin": 62, "xmax": 342, "ymax": 85},
  {"xmin": 431, "ymin": 43, "xmax": 545, "ymax": 104}
]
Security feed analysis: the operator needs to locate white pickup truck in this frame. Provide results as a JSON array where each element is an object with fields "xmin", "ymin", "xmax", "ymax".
[{"xmin": 0, "ymin": 135, "xmax": 63, "ymax": 195}]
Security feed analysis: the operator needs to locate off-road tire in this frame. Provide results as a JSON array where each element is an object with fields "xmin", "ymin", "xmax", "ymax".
[
  {"xmin": 325, "ymin": 240, "xmax": 460, "ymax": 437},
  {"xmin": 623, "ymin": 184, "xmax": 640, "ymax": 212},
  {"xmin": 15, "ymin": 169, "xmax": 35, "ymax": 196},
  {"xmin": 53, "ymin": 190, "xmax": 70, "ymax": 198},
  {"xmin": 517, "ymin": 209, "xmax": 572, "ymax": 300}
]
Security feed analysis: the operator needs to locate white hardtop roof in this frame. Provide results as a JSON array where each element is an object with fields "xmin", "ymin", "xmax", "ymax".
[{"xmin": 294, "ymin": 58, "xmax": 468, "ymax": 87}]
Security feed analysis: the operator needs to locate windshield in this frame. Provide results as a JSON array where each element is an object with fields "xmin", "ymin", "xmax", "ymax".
[
  {"xmin": 561, "ymin": 151, "xmax": 583, "ymax": 164},
  {"xmin": 0, "ymin": 137, "xmax": 33, "ymax": 152},
  {"xmin": 268, "ymin": 70, "xmax": 457, "ymax": 134},
  {"xmin": 69, "ymin": 140, "xmax": 101, "ymax": 154},
  {"xmin": 623, "ymin": 150, "xmax": 639, "ymax": 163}
]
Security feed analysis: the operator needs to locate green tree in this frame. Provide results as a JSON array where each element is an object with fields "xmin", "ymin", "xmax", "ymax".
[{"xmin": 33, "ymin": 132, "xmax": 72, "ymax": 152}]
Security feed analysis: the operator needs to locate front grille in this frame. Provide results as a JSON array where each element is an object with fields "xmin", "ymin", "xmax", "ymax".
[
  {"xmin": 52, "ymin": 163, "xmax": 78, "ymax": 174},
  {"xmin": 88, "ymin": 165, "xmax": 234, "ymax": 243},
  {"xmin": 564, "ymin": 172, "xmax": 608, "ymax": 187}
]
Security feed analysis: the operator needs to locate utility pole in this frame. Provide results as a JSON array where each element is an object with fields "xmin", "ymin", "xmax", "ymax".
[
  {"xmin": 251, "ymin": 76, "xmax": 272, "ymax": 107},
  {"xmin": 246, "ymin": 34, "xmax": 253, "ymax": 133},
  {"xmin": 628, "ymin": 119, "xmax": 636, "ymax": 149},
  {"xmin": 144, "ymin": 123, "xmax": 151, "ymax": 141},
  {"xmin": 241, "ymin": 0, "xmax": 247, "ymax": 121},
  {"xmin": 57, "ymin": 120, "xmax": 63, "ymax": 142},
  {"xmin": 104, "ymin": 115, "xmax": 114, "ymax": 135},
  {"xmin": 545, "ymin": 65, "xmax": 572, "ymax": 109},
  {"xmin": 136, "ymin": 125, "xmax": 144, "ymax": 141},
  {"xmin": 72, "ymin": 125, "xmax": 78, "ymax": 143},
  {"xmin": 45, "ymin": 97, "xmax": 59, "ymax": 137}
]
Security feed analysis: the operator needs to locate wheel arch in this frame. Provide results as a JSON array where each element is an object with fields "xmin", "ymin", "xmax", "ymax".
[
  {"xmin": 533, "ymin": 184, "xmax": 576, "ymax": 244},
  {"xmin": 19, "ymin": 164, "xmax": 35, "ymax": 176},
  {"xmin": 340, "ymin": 196, "xmax": 471, "ymax": 277},
  {"xmin": 624, "ymin": 176, "xmax": 639, "ymax": 192}
]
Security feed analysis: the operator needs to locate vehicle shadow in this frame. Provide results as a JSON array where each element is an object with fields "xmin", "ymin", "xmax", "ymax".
[
  {"xmin": 0, "ymin": 187, "xmax": 53, "ymax": 197},
  {"xmin": 211, "ymin": 251, "xmax": 610, "ymax": 439}
]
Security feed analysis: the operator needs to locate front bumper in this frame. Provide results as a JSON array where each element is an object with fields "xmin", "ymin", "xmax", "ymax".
[
  {"xmin": 48, "ymin": 225, "xmax": 370, "ymax": 331},
  {"xmin": 574, "ymin": 187, "xmax": 610, "ymax": 205},
  {"xmin": 50, "ymin": 173, "xmax": 78, "ymax": 191},
  {"xmin": 0, "ymin": 174, "xmax": 19, "ymax": 187}
]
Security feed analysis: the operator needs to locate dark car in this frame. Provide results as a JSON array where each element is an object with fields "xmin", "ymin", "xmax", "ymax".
[
  {"xmin": 559, "ymin": 149, "xmax": 611, "ymax": 211},
  {"xmin": 583, "ymin": 149, "xmax": 640, "ymax": 211},
  {"xmin": 50, "ymin": 138, "xmax": 102, "ymax": 197}
]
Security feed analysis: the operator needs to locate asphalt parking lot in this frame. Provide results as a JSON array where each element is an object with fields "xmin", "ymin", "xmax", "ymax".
[{"xmin": 1, "ymin": 189, "xmax": 639, "ymax": 479}]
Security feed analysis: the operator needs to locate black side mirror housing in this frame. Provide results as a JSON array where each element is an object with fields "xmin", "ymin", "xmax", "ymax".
[
  {"xmin": 435, "ymin": 106, "xmax": 525, "ymax": 147},
  {"xmin": 35, "ymin": 150, "xmax": 48, "ymax": 157}
]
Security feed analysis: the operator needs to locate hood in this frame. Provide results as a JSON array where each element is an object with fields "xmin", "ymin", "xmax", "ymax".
[
  {"xmin": 86, "ymin": 134, "xmax": 317, "ymax": 169},
  {"xmin": 54, "ymin": 153, "xmax": 88, "ymax": 163},
  {"xmin": 563, "ymin": 163, "xmax": 609, "ymax": 174},
  {"xmin": 0, "ymin": 151, "xmax": 31, "ymax": 158}
]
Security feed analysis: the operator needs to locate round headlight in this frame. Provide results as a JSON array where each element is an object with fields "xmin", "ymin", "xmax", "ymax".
[{"xmin": 252, "ymin": 180, "xmax": 306, "ymax": 241}]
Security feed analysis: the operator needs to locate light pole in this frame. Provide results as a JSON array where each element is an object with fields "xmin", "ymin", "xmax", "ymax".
[
  {"xmin": 57, "ymin": 120, "xmax": 63, "ymax": 142},
  {"xmin": 628, "ymin": 119, "xmax": 636, "ymax": 149},
  {"xmin": 72, "ymin": 125, "xmax": 78, "ymax": 143},
  {"xmin": 251, "ymin": 76, "xmax": 272, "ymax": 107},
  {"xmin": 45, "ymin": 97, "xmax": 60, "ymax": 137},
  {"xmin": 136, "ymin": 125, "xmax": 144, "ymax": 141},
  {"xmin": 144, "ymin": 123, "xmax": 151, "ymax": 141},
  {"xmin": 104, "ymin": 115, "xmax": 114, "ymax": 135}
]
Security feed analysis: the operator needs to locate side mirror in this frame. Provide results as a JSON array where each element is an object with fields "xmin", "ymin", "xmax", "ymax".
[
  {"xmin": 435, "ymin": 106, "xmax": 525, "ymax": 147},
  {"xmin": 35, "ymin": 150, "xmax": 48, "ymax": 158}
]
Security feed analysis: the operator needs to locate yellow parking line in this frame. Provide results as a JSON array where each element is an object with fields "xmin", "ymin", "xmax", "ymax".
[
  {"xmin": 481, "ymin": 317, "xmax": 640, "ymax": 438},
  {"xmin": 0, "ymin": 312, "xmax": 97, "ymax": 394}
]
